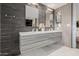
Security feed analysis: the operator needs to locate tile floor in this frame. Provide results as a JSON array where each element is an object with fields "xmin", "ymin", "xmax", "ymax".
[{"xmin": 49, "ymin": 46, "xmax": 79, "ymax": 56}]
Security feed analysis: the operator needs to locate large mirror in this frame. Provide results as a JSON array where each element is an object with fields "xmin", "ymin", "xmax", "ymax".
[
  {"xmin": 25, "ymin": 3, "xmax": 54, "ymax": 31},
  {"xmin": 46, "ymin": 8, "xmax": 53, "ymax": 31},
  {"xmin": 25, "ymin": 5, "xmax": 39, "ymax": 27},
  {"xmin": 55, "ymin": 10, "xmax": 62, "ymax": 30}
]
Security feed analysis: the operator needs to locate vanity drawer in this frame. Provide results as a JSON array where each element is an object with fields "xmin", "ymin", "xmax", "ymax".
[
  {"xmin": 20, "ymin": 39, "xmax": 57, "ymax": 52},
  {"xmin": 20, "ymin": 32, "xmax": 62, "ymax": 53},
  {"xmin": 20, "ymin": 36, "xmax": 62, "ymax": 46}
]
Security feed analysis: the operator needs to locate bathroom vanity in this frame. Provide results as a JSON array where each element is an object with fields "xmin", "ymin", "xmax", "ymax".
[{"xmin": 19, "ymin": 31, "xmax": 62, "ymax": 54}]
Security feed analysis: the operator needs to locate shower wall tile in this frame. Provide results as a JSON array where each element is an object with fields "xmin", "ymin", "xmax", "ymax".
[
  {"xmin": 0, "ymin": 3, "xmax": 29, "ymax": 55},
  {"xmin": 0, "ymin": 3, "xmax": 48, "ymax": 55},
  {"xmin": 0, "ymin": 4, "xmax": 1, "ymax": 54}
]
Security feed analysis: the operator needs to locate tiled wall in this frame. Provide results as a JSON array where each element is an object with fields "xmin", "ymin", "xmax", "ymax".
[
  {"xmin": 0, "ymin": 3, "xmax": 33, "ymax": 56},
  {"xmin": 0, "ymin": 3, "xmax": 48, "ymax": 55},
  {"xmin": 0, "ymin": 4, "xmax": 1, "ymax": 54}
]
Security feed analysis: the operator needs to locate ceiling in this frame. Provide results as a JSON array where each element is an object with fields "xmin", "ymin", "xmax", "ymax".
[{"xmin": 43, "ymin": 3, "xmax": 67, "ymax": 9}]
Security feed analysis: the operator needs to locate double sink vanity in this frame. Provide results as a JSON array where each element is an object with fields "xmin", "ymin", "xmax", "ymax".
[
  {"xmin": 19, "ymin": 30, "xmax": 62, "ymax": 54},
  {"xmin": 19, "ymin": 4, "xmax": 62, "ymax": 55}
]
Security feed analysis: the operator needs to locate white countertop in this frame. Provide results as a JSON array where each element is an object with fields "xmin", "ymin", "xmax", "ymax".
[{"xmin": 19, "ymin": 30, "xmax": 62, "ymax": 36}]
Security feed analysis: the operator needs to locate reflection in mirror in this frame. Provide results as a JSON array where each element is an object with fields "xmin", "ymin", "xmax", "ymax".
[
  {"xmin": 55, "ymin": 10, "xmax": 62, "ymax": 30},
  {"xmin": 25, "ymin": 4, "xmax": 54, "ymax": 31},
  {"xmin": 45, "ymin": 8, "xmax": 53, "ymax": 31}
]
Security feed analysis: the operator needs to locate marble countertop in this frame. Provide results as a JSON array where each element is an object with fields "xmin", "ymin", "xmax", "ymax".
[{"xmin": 19, "ymin": 30, "xmax": 62, "ymax": 36}]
